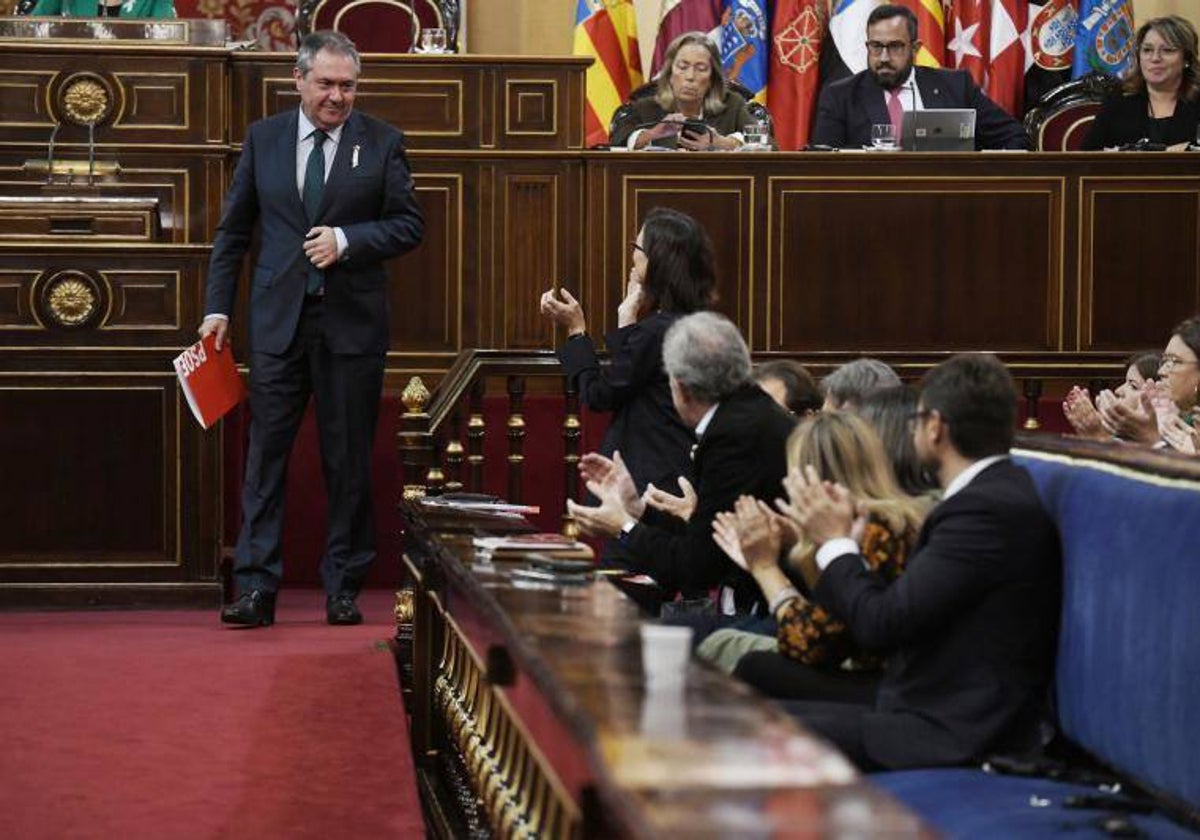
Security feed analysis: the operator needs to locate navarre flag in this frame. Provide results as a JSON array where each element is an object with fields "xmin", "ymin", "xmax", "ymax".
[
  {"xmin": 986, "ymin": 0, "xmax": 1027, "ymax": 115},
  {"xmin": 653, "ymin": 0, "xmax": 723, "ymax": 76},
  {"xmin": 1073, "ymin": 0, "xmax": 1135, "ymax": 78},
  {"xmin": 574, "ymin": 0, "xmax": 644, "ymax": 147},
  {"xmin": 718, "ymin": 0, "xmax": 770, "ymax": 99},
  {"xmin": 769, "ymin": 0, "xmax": 825, "ymax": 149}
]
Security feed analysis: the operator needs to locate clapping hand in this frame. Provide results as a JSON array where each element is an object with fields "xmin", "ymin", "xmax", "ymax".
[
  {"xmin": 617, "ymin": 278, "xmax": 645, "ymax": 327},
  {"xmin": 566, "ymin": 451, "xmax": 644, "ymax": 537},
  {"xmin": 711, "ymin": 496, "xmax": 783, "ymax": 575},
  {"xmin": 1099, "ymin": 387, "xmax": 1161, "ymax": 444},
  {"xmin": 1161, "ymin": 416, "xmax": 1199, "ymax": 455},
  {"xmin": 643, "ymin": 476, "xmax": 696, "ymax": 522},
  {"xmin": 539, "ymin": 286, "xmax": 586, "ymax": 336},
  {"xmin": 778, "ymin": 465, "xmax": 861, "ymax": 545},
  {"xmin": 1062, "ymin": 386, "xmax": 1107, "ymax": 440}
]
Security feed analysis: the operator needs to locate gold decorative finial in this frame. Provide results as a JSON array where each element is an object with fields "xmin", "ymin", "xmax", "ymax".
[{"xmin": 402, "ymin": 376, "xmax": 430, "ymax": 415}]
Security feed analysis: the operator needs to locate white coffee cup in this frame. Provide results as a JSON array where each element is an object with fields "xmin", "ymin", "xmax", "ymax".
[{"xmin": 640, "ymin": 623, "xmax": 693, "ymax": 687}]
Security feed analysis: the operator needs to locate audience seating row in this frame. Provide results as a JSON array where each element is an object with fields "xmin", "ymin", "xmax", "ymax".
[{"xmin": 874, "ymin": 434, "xmax": 1200, "ymax": 838}]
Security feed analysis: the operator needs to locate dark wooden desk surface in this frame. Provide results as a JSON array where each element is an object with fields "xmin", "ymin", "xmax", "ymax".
[{"xmin": 400, "ymin": 500, "xmax": 929, "ymax": 837}]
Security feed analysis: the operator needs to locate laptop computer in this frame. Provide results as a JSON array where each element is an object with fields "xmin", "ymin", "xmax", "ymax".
[{"xmin": 900, "ymin": 109, "xmax": 976, "ymax": 152}]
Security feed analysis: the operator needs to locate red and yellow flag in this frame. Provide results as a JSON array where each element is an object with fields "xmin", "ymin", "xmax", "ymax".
[{"xmin": 574, "ymin": 0, "xmax": 643, "ymax": 147}]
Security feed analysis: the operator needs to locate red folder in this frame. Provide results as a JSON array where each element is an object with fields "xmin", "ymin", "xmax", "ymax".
[{"xmin": 173, "ymin": 333, "xmax": 245, "ymax": 429}]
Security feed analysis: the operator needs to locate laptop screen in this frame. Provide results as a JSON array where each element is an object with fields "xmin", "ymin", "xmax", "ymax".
[{"xmin": 900, "ymin": 109, "xmax": 976, "ymax": 152}]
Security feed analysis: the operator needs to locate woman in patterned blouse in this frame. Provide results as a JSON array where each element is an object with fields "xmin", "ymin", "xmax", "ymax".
[{"xmin": 703, "ymin": 412, "xmax": 930, "ymax": 696}]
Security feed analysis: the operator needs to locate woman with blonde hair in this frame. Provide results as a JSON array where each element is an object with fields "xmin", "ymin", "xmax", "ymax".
[
  {"xmin": 701, "ymin": 412, "xmax": 930, "ymax": 700},
  {"xmin": 610, "ymin": 31, "xmax": 756, "ymax": 151}
]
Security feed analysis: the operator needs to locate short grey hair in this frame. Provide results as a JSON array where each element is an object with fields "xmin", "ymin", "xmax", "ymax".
[
  {"xmin": 297, "ymin": 30, "xmax": 362, "ymax": 77},
  {"xmin": 821, "ymin": 358, "xmax": 901, "ymax": 409},
  {"xmin": 662, "ymin": 312, "xmax": 752, "ymax": 404}
]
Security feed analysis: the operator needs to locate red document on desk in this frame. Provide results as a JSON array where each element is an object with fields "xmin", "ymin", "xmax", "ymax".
[{"xmin": 172, "ymin": 333, "xmax": 245, "ymax": 429}]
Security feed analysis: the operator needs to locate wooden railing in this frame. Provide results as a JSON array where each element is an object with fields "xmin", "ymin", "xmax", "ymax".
[{"xmin": 396, "ymin": 348, "xmax": 1133, "ymax": 519}]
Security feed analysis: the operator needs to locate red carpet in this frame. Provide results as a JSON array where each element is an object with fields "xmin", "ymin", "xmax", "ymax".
[{"xmin": 0, "ymin": 589, "xmax": 424, "ymax": 839}]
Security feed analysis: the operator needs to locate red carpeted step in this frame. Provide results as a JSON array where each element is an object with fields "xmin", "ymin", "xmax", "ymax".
[{"xmin": 0, "ymin": 589, "xmax": 424, "ymax": 839}]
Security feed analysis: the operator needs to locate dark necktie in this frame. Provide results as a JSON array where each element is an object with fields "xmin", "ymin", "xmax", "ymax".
[{"xmin": 302, "ymin": 129, "xmax": 327, "ymax": 294}]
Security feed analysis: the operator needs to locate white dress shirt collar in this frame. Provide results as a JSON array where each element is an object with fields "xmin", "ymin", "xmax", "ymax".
[
  {"xmin": 297, "ymin": 108, "xmax": 344, "ymax": 146},
  {"xmin": 694, "ymin": 403, "xmax": 719, "ymax": 439},
  {"xmin": 942, "ymin": 454, "xmax": 1009, "ymax": 501}
]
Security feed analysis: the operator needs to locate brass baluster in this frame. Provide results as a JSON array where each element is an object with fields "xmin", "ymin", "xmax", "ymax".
[
  {"xmin": 467, "ymin": 378, "xmax": 486, "ymax": 493},
  {"xmin": 562, "ymin": 375, "xmax": 581, "ymax": 539},
  {"xmin": 506, "ymin": 375, "xmax": 526, "ymax": 503},
  {"xmin": 1023, "ymin": 378, "xmax": 1043, "ymax": 430},
  {"xmin": 400, "ymin": 376, "xmax": 432, "ymax": 500},
  {"xmin": 444, "ymin": 410, "xmax": 465, "ymax": 493}
]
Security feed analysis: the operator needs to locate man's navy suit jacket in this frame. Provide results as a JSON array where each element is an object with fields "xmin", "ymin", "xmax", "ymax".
[
  {"xmin": 205, "ymin": 108, "xmax": 425, "ymax": 355},
  {"xmin": 811, "ymin": 66, "xmax": 1030, "ymax": 151}
]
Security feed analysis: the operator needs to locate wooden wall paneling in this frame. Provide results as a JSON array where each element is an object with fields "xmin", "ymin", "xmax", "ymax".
[
  {"xmin": 0, "ymin": 246, "xmax": 220, "ymax": 605},
  {"xmin": 0, "ymin": 153, "xmax": 214, "ymax": 244},
  {"xmin": 493, "ymin": 158, "xmax": 583, "ymax": 348},
  {"xmin": 768, "ymin": 175, "xmax": 1063, "ymax": 353},
  {"xmin": 387, "ymin": 166, "xmax": 466, "ymax": 363},
  {"xmin": 614, "ymin": 168, "xmax": 755, "ymax": 337},
  {"xmin": 1078, "ymin": 176, "xmax": 1200, "ymax": 350}
]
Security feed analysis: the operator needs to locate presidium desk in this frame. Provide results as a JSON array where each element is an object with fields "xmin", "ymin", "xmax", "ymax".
[{"xmin": 0, "ymin": 19, "xmax": 1197, "ymax": 606}]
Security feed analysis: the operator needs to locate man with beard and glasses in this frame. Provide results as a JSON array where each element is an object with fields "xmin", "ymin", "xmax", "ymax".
[
  {"xmin": 778, "ymin": 353, "xmax": 1060, "ymax": 770},
  {"xmin": 811, "ymin": 4, "xmax": 1029, "ymax": 150}
]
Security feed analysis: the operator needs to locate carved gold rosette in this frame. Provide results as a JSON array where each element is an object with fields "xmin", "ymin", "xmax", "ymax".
[
  {"xmin": 57, "ymin": 73, "xmax": 115, "ymax": 127},
  {"xmin": 39, "ymin": 271, "xmax": 103, "ymax": 328}
]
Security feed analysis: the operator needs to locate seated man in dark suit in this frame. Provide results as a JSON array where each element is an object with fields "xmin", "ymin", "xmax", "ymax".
[
  {"xmin": 567, "ymin": 312, "xmax": 795, "ymax": 615},
  {"xmin": 811, "ymin": 4, "xmax": 1029, "ymax": 150},
  {"xmin": 781, "ymin": 353, "xmax": 1060, "ymax": 770}
]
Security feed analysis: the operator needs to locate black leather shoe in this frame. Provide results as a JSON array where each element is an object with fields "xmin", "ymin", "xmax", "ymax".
[
  {"xmin": 326, "ymin": 595, "xmax": 362, "ymax": 626},
  {"xmin": 221, "ymin": 590, "xmax": 276, "ymax": 628}
]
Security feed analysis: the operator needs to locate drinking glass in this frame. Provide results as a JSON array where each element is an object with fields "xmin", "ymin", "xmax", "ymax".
[
  {"xmin": 871, "ymin": 123, "xmax": 898, "ymax": 150},
  {"xmin": 421, "ymin": 27, "xmax": 448, "ymax": 54},
  {"xmin": 742, "ymin": 120, "xmax": 769, "ymax": 150}
]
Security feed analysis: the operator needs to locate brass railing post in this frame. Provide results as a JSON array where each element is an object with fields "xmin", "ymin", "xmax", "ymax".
[
  {"xmin": 506, "ymin": 375, "xmax": 526, "ymax": 503},
  {"xmin": 562, "ymin": 377, "xmax": 581, "ymax": 538},
  {"xmin": 400, "ymin": 376, "xmax": 433, "ymax": 500},
  {"xmin": 467, "ymin": 378, "xmax": 486, "ymax": 493}
]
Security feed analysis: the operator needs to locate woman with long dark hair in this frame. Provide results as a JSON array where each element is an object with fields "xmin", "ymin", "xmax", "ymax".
[{"xmin": 540, "ymin": 207, "xmax": 716, "ymax": 500}]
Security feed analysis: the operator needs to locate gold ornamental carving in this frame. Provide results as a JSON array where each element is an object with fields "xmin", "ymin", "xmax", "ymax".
[
  {"xmin": 394, "ymin": 587, "xmax": 415, "ymax": 625},
  {"xmin": 46, "ymin": 276, "xmax": 98, "ymax": 327},
  {"xmin": 402, "ymin": 376, "xmax": 430, "ymax": 415},
  {"xmin": 59, "ymin": 74, "xmax": 114, "ymax": 127}
]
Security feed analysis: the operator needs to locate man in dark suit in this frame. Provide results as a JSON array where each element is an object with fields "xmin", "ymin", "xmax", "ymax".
[
  {"xmin": 811, "ymin": 4, "xmax": 1029, "ymax": 150},
  {"xmin": 783, "ymin": 353, "xmax": 1060, "ymax": 770},
  {"xmin": 201, "ymin": 31, "xmax": 424, "ymax": 628},
  {"xmin": 567, "ymin": 312, "xmax": 795, "ymax": 614}
]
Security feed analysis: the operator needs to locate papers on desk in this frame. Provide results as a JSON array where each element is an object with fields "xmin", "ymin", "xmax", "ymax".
[
  {"xmin": 473, "ymin": 534, "xmax": 590, "ymax": 554},
  {"xmin": 421, "ymin": 498, "xmax": 540, "ymax": 518}
]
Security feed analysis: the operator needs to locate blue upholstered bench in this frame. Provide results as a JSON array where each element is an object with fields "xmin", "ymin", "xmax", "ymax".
[{"xmin": 873, "ymin": 435, "xmax": 1200, "ymax": 838}]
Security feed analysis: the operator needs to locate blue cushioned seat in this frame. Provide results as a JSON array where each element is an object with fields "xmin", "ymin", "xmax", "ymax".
[
  {"xmin": 873, "ymin": 769, "xmax": 1197, "ymax": 839},
  {"xmin": 871, "ymin": 441, "xmax": 1200, "ymax": 837}
]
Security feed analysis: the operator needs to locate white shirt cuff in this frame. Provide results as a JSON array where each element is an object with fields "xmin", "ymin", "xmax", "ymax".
[
  {"xmin": 627, "ymin": 129, "xmax": 644, "ymax": 149},
  {"xmin": 204, "ymin": 314, "xmax": 229, "ymax": 322},
  {"xmin": 334, "ymin": 227, "xmax": 348, "ymax": 259},
  {"xmin": 815, "ymin": 537, "xmax": 860, "ymax": 571}
]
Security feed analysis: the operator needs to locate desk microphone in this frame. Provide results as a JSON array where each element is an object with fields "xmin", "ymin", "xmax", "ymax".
[{"xmin": 44, "ymin": 122, "xmax": 61, "ymax": 185}]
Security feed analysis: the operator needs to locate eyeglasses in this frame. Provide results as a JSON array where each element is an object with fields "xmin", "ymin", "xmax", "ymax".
[
  {"xmin": 630, "ymin": 241, "xmax": 646, "ymax": 255},
  {"xmin": 1139, "ymin": 45, "xmax": 1180, "ymax": 59},
  {"xmin": 1160, "ymin": 354, "xmax": 1199, "ymax": 371},
  {"xmin": 866, "ymin": 40, "xmax": 912, "ymax": 56}
]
